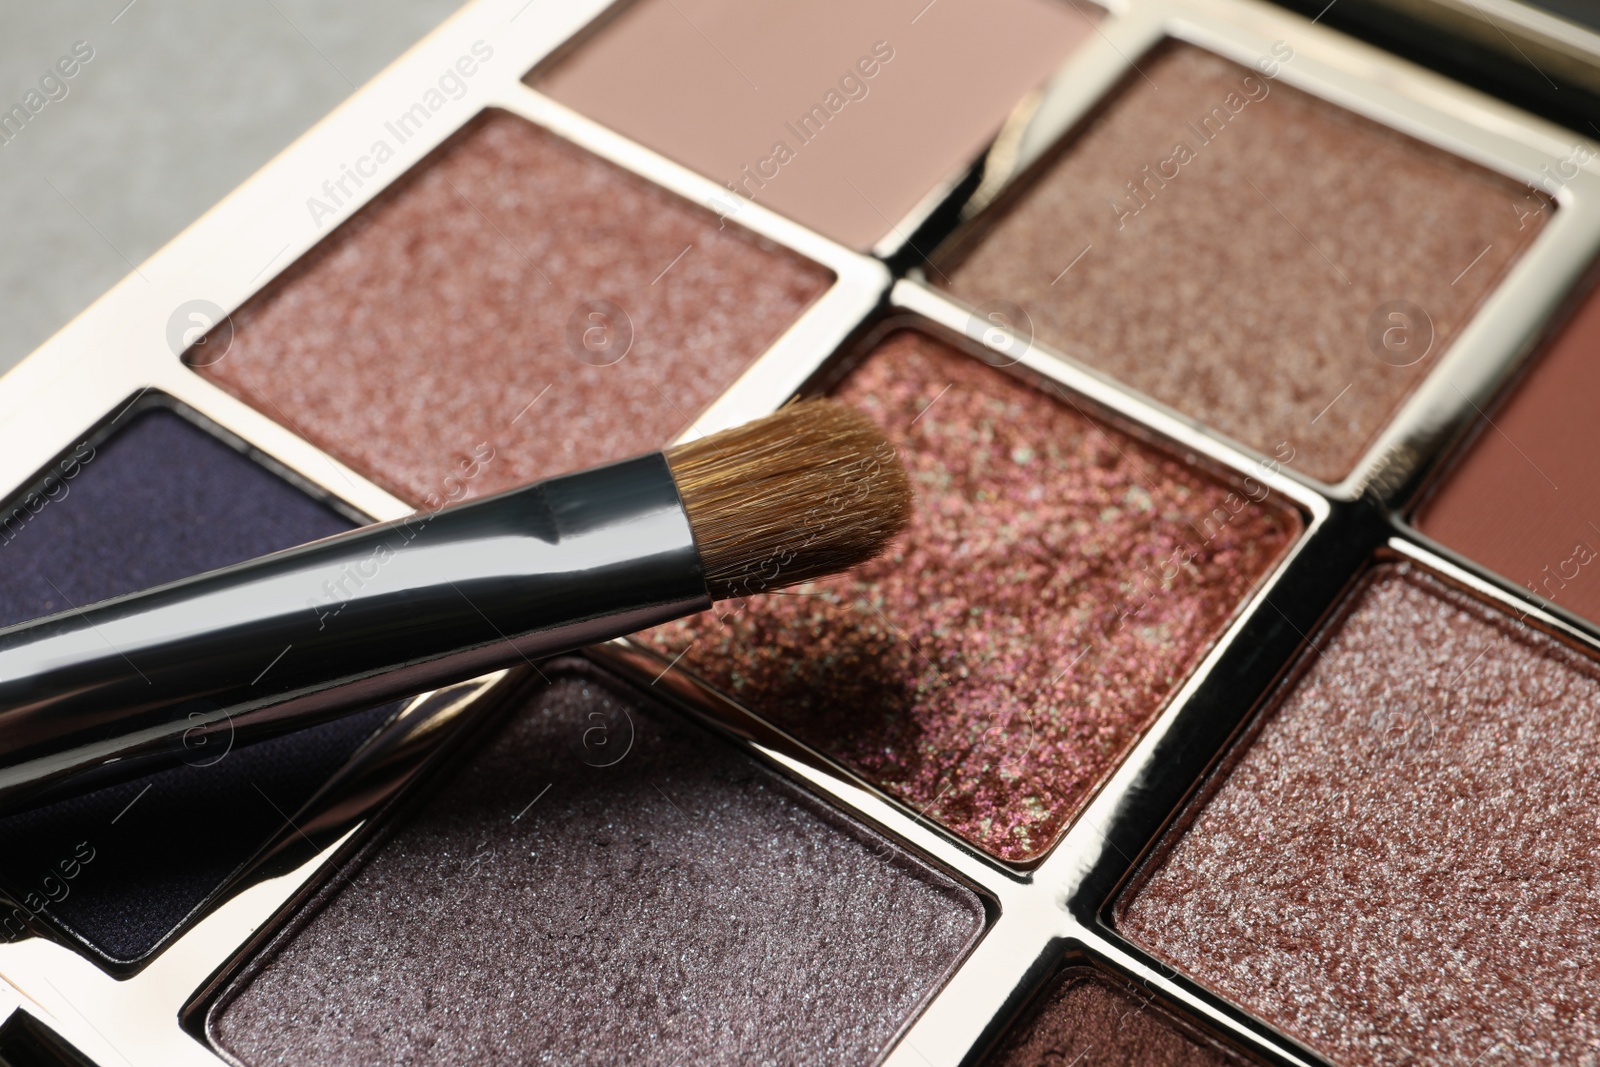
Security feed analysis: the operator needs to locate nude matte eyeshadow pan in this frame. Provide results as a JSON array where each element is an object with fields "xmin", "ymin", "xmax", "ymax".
[
  {"xmin": 941, "ymin": 43, "xmax": 1547, "ymax": 483},
  {"xmin": 987, "ymin": 971, "xmax": 1243, "ymax": 1066},
  {"xmin": 211, "ymin": 659, "xmax": 983, "ymax": 1066},
  {"xmin": 1120, "ymin": 564, "xmax": 1600, "ymax": 1066},
  {"xmin": 645, "ymin": 331, "xmax": 1299, "ymax": 862},
  {"xmin": 195, "ymin": 109, "xmax": 831, "ymax": 508},
  {"xmin": 534, "ymin": 0, "xmax": 1101, "ymax": 250}
]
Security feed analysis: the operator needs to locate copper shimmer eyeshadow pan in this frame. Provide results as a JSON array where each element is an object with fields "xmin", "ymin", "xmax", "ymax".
[
  {"xmin": 1416, "ymin": 276, "xmax": 1600, "ymax": 625},
  {"xmin": 534, "ymin": 0, "xmax": 1100, "ymax": 251},
  {"xmin": 194, "ymin": 109, "xmax": 831, "ymax": 508},
  {"xmin": 1120, "ymin": 564, "xmax": 1600, "ymax": 1067},
  {"xmin": 987, "ymin": 971, "xmax": 1243, "ymax": 1066},
  {"xmin": 211, "ymin": 659, "xmax": 983, "ymax": 1066},
  {"xmin": 644, "ymin": 331, "xmax": 1299, "ymax": 862},
  {"xmin": 940, "ymin": 43, "xmax": 1547, "ymax": 483}
]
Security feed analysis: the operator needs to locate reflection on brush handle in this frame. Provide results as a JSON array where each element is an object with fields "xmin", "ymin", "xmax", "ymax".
[{"xmin": 0, "ymin": 453, "xmax": 709, "ymax": 813}]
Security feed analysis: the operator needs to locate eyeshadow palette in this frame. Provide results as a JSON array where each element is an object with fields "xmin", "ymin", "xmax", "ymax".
[{"xmin": 0, "ymin": 0, "xmax": 1597, "ymax": 1064}]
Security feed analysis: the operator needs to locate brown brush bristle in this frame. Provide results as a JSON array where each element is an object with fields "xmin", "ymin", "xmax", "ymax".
[{"xmin": 665, "ymin": 399, "xmax": 913, "ymax": 602}]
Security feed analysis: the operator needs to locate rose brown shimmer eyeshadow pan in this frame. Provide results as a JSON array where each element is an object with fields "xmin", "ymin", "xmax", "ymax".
[
  {"xmin": 1416, "ymin": 276, "xmax": 1600, "ymax": 626},
  {"xmin": 987, "ymin": 971, "xmax": 1243, "ymax": 1066},
  {"xmin": 644, "ymin": 331, "xmax": 1299, "ymax": 862},
  {"xmin": 1120, "ymin": 564, "xmax": 1600, "ymax": 1067},
  {"xmin": 534, "ymin": 0, "xmax": 1100, "ymax": 251},
  {"xmin": 210, "ymin": 659, "xmax": 983, "ymax": 1066},
  {"xmin": 940, "ymin": 43, "xmax": 1547, "ymax": 483},
  {"xmin": 195, "ymin": 109, "xmax": 831, "ymax": 507}
]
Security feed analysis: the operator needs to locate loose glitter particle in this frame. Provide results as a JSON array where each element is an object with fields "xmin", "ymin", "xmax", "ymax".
[
  {"xmin": 986, "ymin": 971, "xmax": 1243, "ymax": 1066},
  {"xmin": 1121, "ymin": 565, "xmax": 1600, "ymax": 1066},
  {"xmin": 212, "ymin": 659, "xmax": 983, "ymax": 1066},
  {"xmin": 646, "ymin": 331, "xmax": 1298, "ymax": 862},
  {"xmin": 195, "ymin": 109, "xmax": 831, "ymax": 507}
]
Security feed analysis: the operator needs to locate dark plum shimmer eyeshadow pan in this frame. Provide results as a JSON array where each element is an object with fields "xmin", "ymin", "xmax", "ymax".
[
  {"xmin": 987, "ymin": 971, "xmax": 1243, "ymax": 1066},
  {"xmin": 1120, "ymin": 564, "xmax": 1600, "ymax": 1066},
  {"xmin": 210, "ymin": 659, "xmax": 983, "ymax": 1067},
  {"xmin": 645, "ymin": 331, "xmax": 1299, "ymax": 862},
  {"xmin": 195, "ymin": 109, "xmax": 832, "ymax": 508},
  {"xmin": 0, "ymin": 409, "xmax": 396, "ymax": 964},
  {"xmin": 941, "ymin": 43, "xmax": 1547, "ymax": 483}
]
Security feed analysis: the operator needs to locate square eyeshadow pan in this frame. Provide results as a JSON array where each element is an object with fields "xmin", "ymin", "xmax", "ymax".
[
  {"xmin": 1416, "ymin": 275, "xmax": 1600, "ymax": 627},
  {"xmin": 1121, "ymin": 564, "xmax": 1600, "ymax": 1066},
  {"xmin": 211, "ymin": 659, "xmax": 984, "ymax": 1066},
  {"xmin": 987, "ymin": 970, "xmax": 1246, "ymax": 1066},
  {"xmin": 196, "ymin": 109, "xmax": 832, "ymax": 508},
  {"xmin": 0, "ymin": 409, "xmax": 395, "ymax": 964},
  {"xmin": 940, "ymin": 42, "xmax": 1547, "ymax": 483},
  {"xmin": 535, "ymin": 0, "xmax": 1102, "ymax": 250},
  {"xmin": 646, "ymin": 330, "xmax": 1299, "ymax": 861}
]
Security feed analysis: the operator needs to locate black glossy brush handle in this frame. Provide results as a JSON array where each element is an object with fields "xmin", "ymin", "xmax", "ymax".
[{"xmin": 0, "ymin": 453, "xmax": 708, "ymax": 810}]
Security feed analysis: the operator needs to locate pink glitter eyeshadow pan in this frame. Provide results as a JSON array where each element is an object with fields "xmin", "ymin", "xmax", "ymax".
[{"xmin": 644, "ymin": 330, "xmax": 1300, "ymax": 862}]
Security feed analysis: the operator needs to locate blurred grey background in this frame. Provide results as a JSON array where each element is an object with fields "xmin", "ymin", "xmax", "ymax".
[{"xmin": 0, "ymin": 1, "xmax": 464, "ymax": 376}]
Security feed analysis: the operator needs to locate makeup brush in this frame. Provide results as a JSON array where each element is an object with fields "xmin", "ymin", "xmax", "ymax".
[{"xmin": 0, "ymin": 399, "xmax": 911, "ymax": 811}]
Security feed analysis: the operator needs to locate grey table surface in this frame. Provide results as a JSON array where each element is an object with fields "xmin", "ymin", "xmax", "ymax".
[{"xmin": 0, "ymin": 1, "xmax": 465, "ymax": 378}]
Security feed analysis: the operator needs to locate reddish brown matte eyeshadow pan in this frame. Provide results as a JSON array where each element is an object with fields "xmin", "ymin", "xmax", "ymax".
[
  {"xmin": 941, "ymin": 43, "xmax": 1547, "ymax": 483},
  {"xmin": 987, "ymin": 972, "xmax": 1243, "ymax": 1066},
  {"xmin": 1120, "ymin": 564, "xmax": 1600, "ymax": 1066},
  {"xmin": 1416, "ymin": 276, "xmax": 1600, "ymax": 625},
  {"xmin": 195, "ymin": 109, "xmax": 831, "ymax": 507},
  {"xmin": 645, "ymin": 331, "xmax": 1298, "ymax": 862}
]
